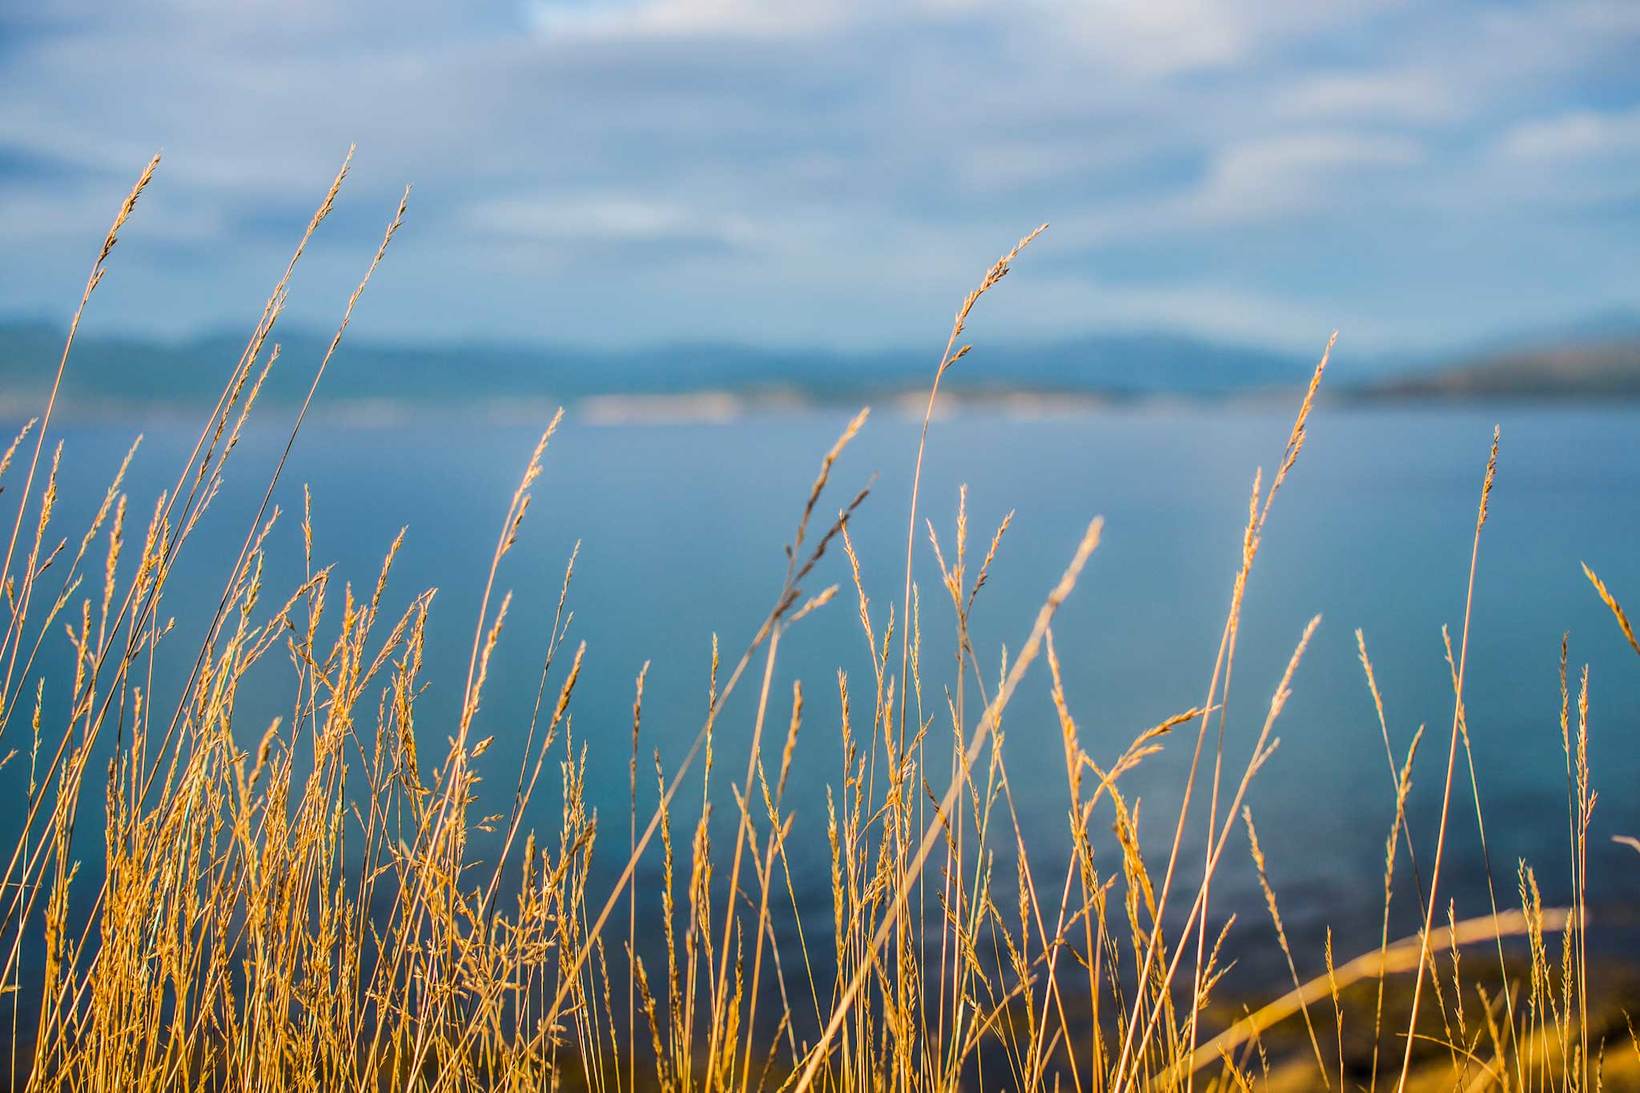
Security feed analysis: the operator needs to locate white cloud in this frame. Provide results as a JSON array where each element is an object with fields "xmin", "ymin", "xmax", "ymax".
[
  {"xmin": 985, "ymin": 270, "xmax": 1354, "ymax": 350},
  {"xmin": 1028, "ymin": 127, "xmax": 1434, "ymax": 271},
  {"xmin": 1274, "ymin": 71, "xmax": 1463, "ymax": 124},
  {"xmin": 464, "ymin": 193, "xmax": 762, "ymax": 247},
  {"xmin": 521, "ymin": 0, "xmax": 1359, "ymax": 76},
  {"xmin": 525, "ymin": 0, "xmax": 863, "ymax": 38},
  {"xmin": 1500, "ymin": 107, "xmax": 1640, "ymax": 160},
  {"xmin": 1172, "ymin": 132, "xmax": 1425, "ymax": 226}
]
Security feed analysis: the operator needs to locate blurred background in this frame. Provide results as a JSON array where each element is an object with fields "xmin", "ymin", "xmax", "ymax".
[
  {"xmin": 3, "ymin": 0, "xmax": 1640, "ymax": 995},
  {"xmin": 1, "ymin": 0, "xmax": 1638, "ymax": 402}
]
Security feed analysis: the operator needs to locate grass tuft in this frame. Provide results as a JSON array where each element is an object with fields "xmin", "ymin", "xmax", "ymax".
[{"xmin": 0, "ymin": 159, "xmax": 1627, "ymax": 1092}]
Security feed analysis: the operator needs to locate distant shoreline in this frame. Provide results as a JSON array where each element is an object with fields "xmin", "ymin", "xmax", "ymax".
[
  {"xmin": 8, "ymin": 388, "xmax": 1640, "ymax": 431},
  {"xmin": 4, "ymin": 318, "xmax": 1637, "ymax": 417}
]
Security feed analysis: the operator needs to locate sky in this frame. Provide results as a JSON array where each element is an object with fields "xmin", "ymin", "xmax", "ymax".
[{"xmin": 1, "ymin": 0, "xmax": 1638, "ymax": 355}]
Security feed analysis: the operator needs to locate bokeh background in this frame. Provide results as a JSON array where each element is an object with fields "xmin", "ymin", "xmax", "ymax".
[{"xmin": 2, "ymin": 0, "xmax": 1637, "ymax": 360}]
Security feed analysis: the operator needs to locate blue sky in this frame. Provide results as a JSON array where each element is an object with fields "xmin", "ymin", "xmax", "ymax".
[{"xmin": 1, "ymin": 0, "xmax": 1637, "ymax": 354}]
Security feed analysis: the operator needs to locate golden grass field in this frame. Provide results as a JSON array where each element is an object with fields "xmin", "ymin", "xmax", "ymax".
[{"xmin": 0, "ymin": 151, "xmax": 1635, "ymax": 1091}]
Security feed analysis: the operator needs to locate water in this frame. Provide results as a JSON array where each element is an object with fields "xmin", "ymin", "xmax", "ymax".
[{"xmin": 16, "ymin": 402, "xmax": 1640, "ymax": 996}]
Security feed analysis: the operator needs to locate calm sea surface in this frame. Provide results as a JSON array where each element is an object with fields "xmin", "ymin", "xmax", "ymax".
[{"xmin": 18, "ymin": 402, "xmax": 1640, "ymax": 992}]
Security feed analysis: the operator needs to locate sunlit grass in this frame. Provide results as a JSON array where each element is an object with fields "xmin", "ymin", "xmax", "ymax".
[{"xmin": 0, "ymin": 152, "xmax": 1630, "ymax": 1092}]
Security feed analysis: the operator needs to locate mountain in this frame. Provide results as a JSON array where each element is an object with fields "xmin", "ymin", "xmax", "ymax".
[
  {"xmin": 17, "ymin": 315, "xmax": 1637, "ymax": 413},
  {"xmin": 1361, "ymin": 338, "xmax": 1640, "ymax": 400},
  {"xmin": 0, "ymin": 321, "xmax": 1314, "ymax": 415}
]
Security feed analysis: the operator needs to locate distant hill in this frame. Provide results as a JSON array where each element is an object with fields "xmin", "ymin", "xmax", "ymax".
[
  {"xmin": 11, "ymin": 317, "xmax": 1640, "ymax": 416},
  {"xmin": 0, "ymin": 321, "xmax": 1314, "ymax": 416},
  {"xmin": 1361, "ymin": 339, "xmax": 1640, "ymax": 400}
]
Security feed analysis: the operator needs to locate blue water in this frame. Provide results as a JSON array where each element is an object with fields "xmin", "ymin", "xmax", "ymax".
[{"xmin": 17, "ymin": 402, "xmax": 1640, "ymax": 993}]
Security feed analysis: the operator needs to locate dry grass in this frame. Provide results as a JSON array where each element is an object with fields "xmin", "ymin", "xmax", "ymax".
[{"xmin": 0, "ymin": 154, "xmax": 1631, "ymax": 1092}]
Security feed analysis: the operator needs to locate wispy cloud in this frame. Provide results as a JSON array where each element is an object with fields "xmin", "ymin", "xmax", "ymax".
[
  {"xmin": 1189, "ymin": 132, "xmax": 1426, "ymax": 224},
  {"xmin": 1501, "ymin": 106, "xmax": 1640, "ymax": 161},
  {"xmin": 464, "ymin": 193, "xmax": 763, "ymax": 253},
  {"xmin": 524, "ymin": 0, "xmax": 864, "ymax": 39}
]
